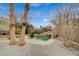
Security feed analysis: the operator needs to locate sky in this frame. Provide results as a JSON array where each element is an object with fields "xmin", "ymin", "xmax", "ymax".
[{"xmin": 0, "ymin": 3, "xmax": 61, "ymax": 28}]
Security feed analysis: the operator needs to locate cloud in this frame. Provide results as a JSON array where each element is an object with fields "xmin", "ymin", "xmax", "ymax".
[{"xmin": 43, "ymin": 19, "xmax": 48, "ymax": 22}]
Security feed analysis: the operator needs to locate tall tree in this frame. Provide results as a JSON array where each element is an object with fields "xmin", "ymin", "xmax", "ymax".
[
  {"xmin": 51, "ymin": 4, "xmax": 79, "ymax": 47},
  {"xmin": 9, "ymin": 3, "xmax": 16, "ymax": 45},
  {"xmin": 18, "ymin": 3, "xmax": 29, "ymax": 46}
]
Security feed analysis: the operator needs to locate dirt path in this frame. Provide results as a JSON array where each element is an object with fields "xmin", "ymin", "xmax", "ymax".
[{"xmin": 0, "ymin": 37, "xmax": 79, "ymax": 56}]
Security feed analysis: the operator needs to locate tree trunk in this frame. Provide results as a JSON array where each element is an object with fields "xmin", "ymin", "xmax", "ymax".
[
  {"xmin": 9, "ymin": 3, "xmax": 16, "ymax": 45},
  {"xmin": 18, "ymin": 3, "xmax": 29, "ymax": 46}
]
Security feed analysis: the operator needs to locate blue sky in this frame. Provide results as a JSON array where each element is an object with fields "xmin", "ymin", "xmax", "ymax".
[
  {"xmin": 29, "ymin": 3, "xmax": 60, "ymax": 28},
  {"xmin": 0, "ymin": 3, "xmax": 61, "ymax": 28}
]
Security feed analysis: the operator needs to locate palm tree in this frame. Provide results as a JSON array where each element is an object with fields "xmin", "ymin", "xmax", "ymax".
[
  {"xmin": 18, "ymin": 3, "xmax": 29, "ymax": 46},
  {"xmin": 9, "ymin": 3, "xmax": 16, "ymax": 45}
]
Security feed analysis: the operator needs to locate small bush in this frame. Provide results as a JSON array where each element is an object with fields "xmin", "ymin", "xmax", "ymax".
[
  {"xmin": 29, "ymin": 32, "xmax": 34, "ymax": 38},
  {"xmin": 15, "ymin": 28, "xmax": 21, "ymax": 34}
]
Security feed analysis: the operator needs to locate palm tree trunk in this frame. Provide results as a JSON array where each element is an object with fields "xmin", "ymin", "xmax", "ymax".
[
  {"xmin": 9, "ymin": 3, "xmax": 16, "ymax": 45},
  {"xmin": 18, "ymin": 3, "xmax": 29, "ymax": 46}
]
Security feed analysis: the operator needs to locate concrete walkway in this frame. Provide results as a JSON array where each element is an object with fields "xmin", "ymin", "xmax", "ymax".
[{"xmin": 0, "ymin": 37, "xmax": 79, "ymax": 56}]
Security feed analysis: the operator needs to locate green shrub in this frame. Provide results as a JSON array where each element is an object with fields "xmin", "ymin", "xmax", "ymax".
[
  {"xmin": 29, "ymin": 29, "xmax": 38, "ymax": 38},
  {"xmin": 29, "ymin": 32, "xmax": 35, "ymax": 38},
  {"xmin": 15, "ymin": 28, "xmax": 21, "ymax": 34}
]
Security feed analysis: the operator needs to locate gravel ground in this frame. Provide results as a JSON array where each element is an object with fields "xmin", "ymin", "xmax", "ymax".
[{"xmin": 0, "ymin": 37, "xmax": 79, "ymax": 56}]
